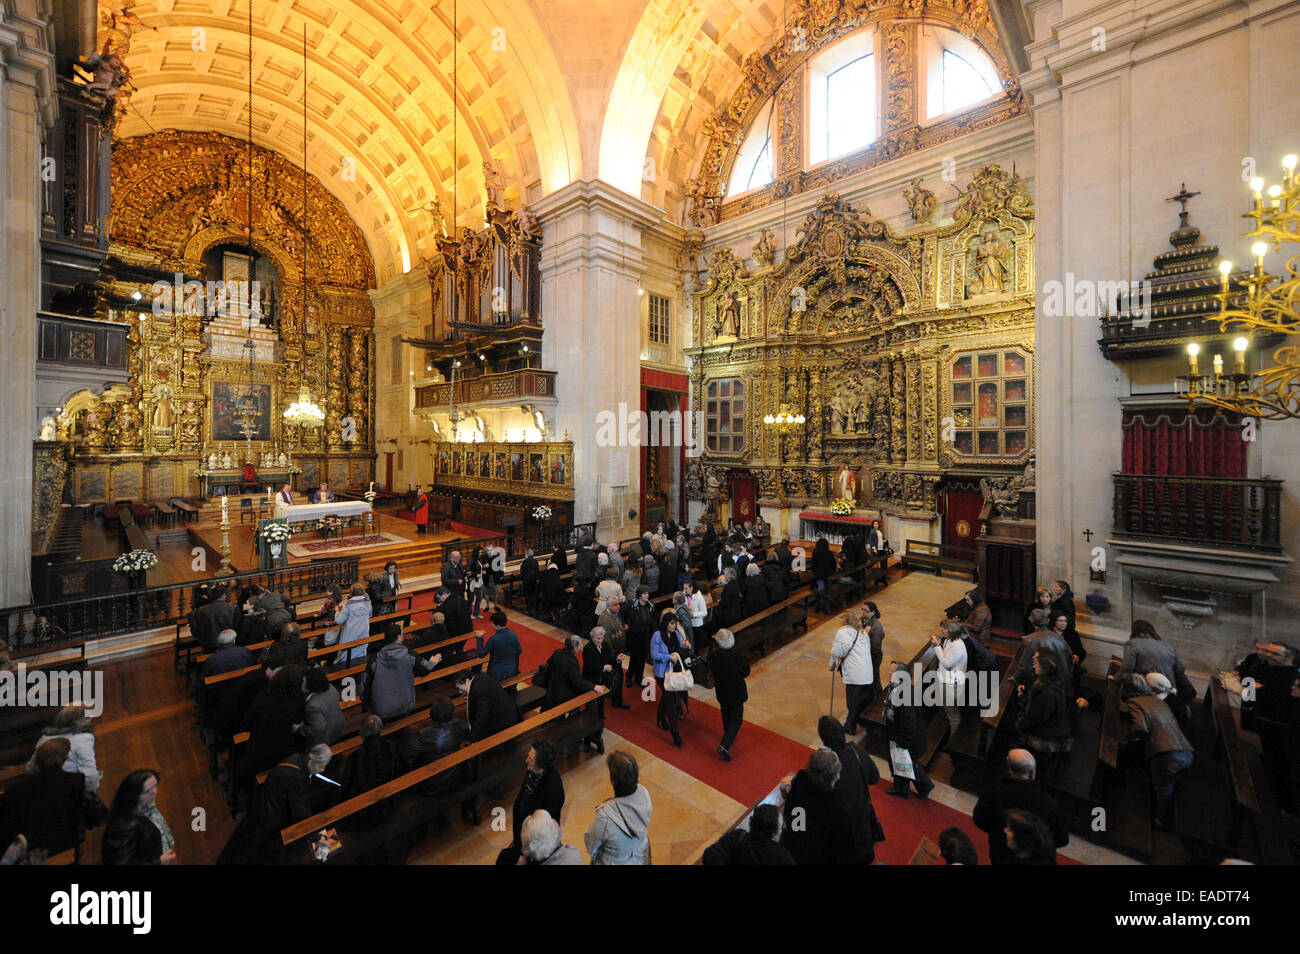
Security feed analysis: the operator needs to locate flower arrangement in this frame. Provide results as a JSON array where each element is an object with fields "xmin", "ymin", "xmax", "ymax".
[
  {"xmin": 289, "ymin": 465, "xmax": 302, "ymax": 475},
  {"xmin": 113, "ymin": 549, "xmax": 159, "ymax": 574},
  {"xmin": 316, "ymin": 516, "xmax": 342, "ymax": 532},
  {"xmin": 532, "ymin": 505, "xmax": 552, "ymax": 521},
  {"xmin": 829, "ymin": 497, "xmax": 854, "ymax": 516},
  {"xmin": 257, "ymin": 521, "xmax": 294, "ymax": 544},
  {"xmin": 192, "ymin": 469, "xmax": 207, "ymax": 479}
]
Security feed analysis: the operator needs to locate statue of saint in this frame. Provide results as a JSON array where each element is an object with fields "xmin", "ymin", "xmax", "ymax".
[
  {"xmin": 716, "ymin": 292, "xmax": 740, "ymax": 337},
  {"xmin": 968, "ymin": 230, "xmax": 1009, "ymax": 296},
  {"xmin": 38, "ymin": 419, "xmax": 55, "ymax": 441},
  {"xmin": 152, "ymin": 388, "xmax": 174, "ymax": 429},
  {"xmin": 829, "ymin": 394, "xmax": 845, "ymax": 435},
  {"xmin": 836, "ymin": 464, "xmax": 858, "ymax": 503}
]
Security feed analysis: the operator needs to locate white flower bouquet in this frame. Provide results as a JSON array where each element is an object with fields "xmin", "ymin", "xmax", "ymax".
[
  {"xmin": 113, "ymin": 549, "xmax": 159, "ymax": 574},
  {"xmin": 257, "ymin": 521, "xmax": 294, "ymax": 544},
  {"xmin": 532, "ymin": 505, "xmax": 552, "ymax": 521},
  {"xmin": 829, "ymin": 497, "xmax": 854, "ymax": 516}
]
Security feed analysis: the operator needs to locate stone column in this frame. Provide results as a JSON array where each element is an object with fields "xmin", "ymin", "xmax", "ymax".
[
  {"xmin": 531, "ymin": 180, "xmax": 665, "ymax": 537},
  {"xmin": 0, "ymin": 4, "xmax": 55, "ymax": 606}
]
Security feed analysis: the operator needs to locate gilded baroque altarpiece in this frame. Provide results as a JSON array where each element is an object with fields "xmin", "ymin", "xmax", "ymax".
[
  {"xmin": 58, "ymin": 131, "xmax": 377, "ymax": 504},
  {"xmin": 684, "ymin": 165, "xmax": 1035, "ymax": 516}
]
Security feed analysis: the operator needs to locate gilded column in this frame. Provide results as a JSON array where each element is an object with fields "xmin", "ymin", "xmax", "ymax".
[
  {"xmin": 905, "ymin": 359, "xmax": 922, "ymax": 463},
  {"xmin": 347, "ymin": 326, "xmax": 369, "ymax": 449},
  {"xmin": 325, "ymin": 325, "xmax": 345, "ymax": 451},
  {"xmin": 807, "ymin": 365, "xmax": 823, "ymax": 463},
  {"xmin": 889, "ymin": 356, "xmax": 906, "ymax": 464},
  {"xmin": 921, "ymin": 356, "xmax": 939, "ymax": 463}
]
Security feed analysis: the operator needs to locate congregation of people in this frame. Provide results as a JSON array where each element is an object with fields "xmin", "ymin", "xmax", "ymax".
[{"xmin": 3, "ymin": 513, "xmax": 1296, "ymax": 867}]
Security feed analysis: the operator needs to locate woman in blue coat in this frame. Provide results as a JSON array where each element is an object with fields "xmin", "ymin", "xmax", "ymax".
[{"xmin": 651, "ymin": 613, "xmax": 692, "ymax": 748}]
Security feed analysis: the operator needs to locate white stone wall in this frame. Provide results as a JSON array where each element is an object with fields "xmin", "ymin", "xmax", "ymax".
[
  {"xmin": 1025, "ymin": 0, "xmax": 1300, "ymax": 667},
  {"xmin": 1, "ymin": 0, "xmax": 55, "ymax": 607}
]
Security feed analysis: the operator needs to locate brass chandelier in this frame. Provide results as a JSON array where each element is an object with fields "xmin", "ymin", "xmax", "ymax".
[
  {"xmin": 1176, "ymin": 151, "xmax": 1300, "ymax": 419},
  {"xmin": 764, "ymin": 402, "xmax": 806, "ymax": 431}
]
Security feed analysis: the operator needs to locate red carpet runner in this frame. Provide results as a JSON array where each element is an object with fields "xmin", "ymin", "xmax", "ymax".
[{"xmin": 401, "ymin": 600, "xmax": 1071, "ymax": 865}]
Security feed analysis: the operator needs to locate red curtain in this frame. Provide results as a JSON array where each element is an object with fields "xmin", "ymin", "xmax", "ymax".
[
  {"xmin": 942, "ymin": 489, "xmax": 984, "ymax": 560},
  {"xmin": 1121, "ymin": 408, "xmax": 1245, "ymax": 477}
]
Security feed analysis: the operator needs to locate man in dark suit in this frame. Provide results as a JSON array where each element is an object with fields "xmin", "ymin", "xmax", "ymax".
[
  {"xmin": 441, "ymin": 550, "xmax": 466, "ymax": 597},
  {"xmin": 190, "ymin": 583, "xmax": 241, "ymax": 651},
  {"xmin": 972, "ymin": 749, "xmax": 1069, "ymax": 865},
  {"xmin": 543, "ymin": 635, "xmax": 608, "ymax": 752},
  {"xmin": 520, "ymin": 548, "xmax": 540, "ymax": 616},
  {"xmin": 455, "ymin": 670, "xmax": 520, "ymax": 743},
  {"xmin": 436, "ymin": 585, "xmax": 473, "ymax": 640},
  {"xmin": 709, "ymin": 628, "xmax": 750, "ymax": 762}
]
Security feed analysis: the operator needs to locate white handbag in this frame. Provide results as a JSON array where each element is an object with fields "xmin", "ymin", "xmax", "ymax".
[{"xmin": 664, "ymin": 661, "xmax": 694, "ymax": 692}]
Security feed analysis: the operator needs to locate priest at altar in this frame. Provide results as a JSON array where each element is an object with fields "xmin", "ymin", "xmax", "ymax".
[{"xmin": 311, "ymin": 482, "xmax": 337, "ymax": 504}]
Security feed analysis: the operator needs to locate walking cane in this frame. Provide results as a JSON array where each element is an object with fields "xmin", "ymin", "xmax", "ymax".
[{"xmin": 829, "ymin": 666, "xmax": 837, "ymax": 717}]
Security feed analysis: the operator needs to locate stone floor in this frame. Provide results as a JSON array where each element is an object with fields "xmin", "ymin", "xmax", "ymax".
[{"xmin": 408, "ymin": 571, "xmax": 1139, "ymax": 865}]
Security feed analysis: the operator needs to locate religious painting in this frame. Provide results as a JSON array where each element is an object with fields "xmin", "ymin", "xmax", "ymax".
[
  {"xmin": 211, "ymin": 381, "xmax": 272, "ymax": 442},
  {"xmin": 1005, "ymin": 405, "xmax": 1027, "ymax": 428},
  {"xmin": 479, "ymin": 452, "xmax": 491, "ymax": 477},
  {"xmin": 953, "ymin": 431, "xmax": 973, "ymax": 455},
  {"xmin": 529, "ymin": 452, "xmax": 545, "ymax": 482},
  {"xmin": 1004, "ymin": 352, "xmax": 1027, "ymax": 376},
  {"xmin": 952, "ymin": 382, "xmax": 972, "ymax": 405},
  {"xmin": 977, "ymin": 353, "xmax": 998, "ymax": 378},
  {"xmin": 1005, "ymin": 430, "xmax": 1028, "ymax": 455},
  {"xmin": 495, "ymin": 454, "xmax": 507, "ymax": 478},
  {"xmin": 451, "ymin": 450, "xmax": 462, "ymax": 475},
  {"xmin": 551, "ymin": 452, "xmax": 568, "ymax": 485},
  {"xmin": 465, "ymin": 450, "xmax": 476, "ymax": 476},
  {"xmin": 977, "ymin": 383, "xmax": 999, "ymax": 428},
  {"xmin": 952, "ymin": 356, "xmax": 972, "ymax": 379},
  {"xmin": 511, "ymin": 453, "xmax": 524, "ymax": 481},
  {"xmin": 1005, "ymin": 379, "xmax": 1026, "ymax": 403},
  {"xmin": 978, "ymin": 431, "xmax": 1000, "ymax": 455},
  {"xmin": 438, "ymin": 449, "xmax": 449, "ymax": 476}
]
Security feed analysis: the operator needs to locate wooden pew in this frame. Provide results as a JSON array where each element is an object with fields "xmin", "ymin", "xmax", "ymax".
[
  {"xmin": 729, "ymin": 589, "xmax": 814, "ymax": 656},
  {"xmin": 900, "ymin": 539, "xmax": 978, "ymax": 581},
  {"xmin": 277, "ymin": 688, "xmax": 604, "ymax": 861}
]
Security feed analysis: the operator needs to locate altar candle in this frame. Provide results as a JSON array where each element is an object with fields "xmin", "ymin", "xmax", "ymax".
[
  {"xmin": 221, "ymin": 494, "xmax": 229, "ymax": 519},
  {"xmin": 370, "ymin": 481, "xmax": 375, "ymax": 492}
]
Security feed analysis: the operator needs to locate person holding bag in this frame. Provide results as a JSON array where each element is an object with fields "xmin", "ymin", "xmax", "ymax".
[
  {"xmin": 884, "ymin": 661, "xmax": 934, "ymax": 799},
  {"xmin": 829, "ymin": 620, "xmax": 874, "ymax": 737},
  {"xmin": 651, "ymin": 613, "xmax": 692, "ymax": 748}
]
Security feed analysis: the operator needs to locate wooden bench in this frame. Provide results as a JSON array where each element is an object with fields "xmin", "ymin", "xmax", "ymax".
[
  {"xmin": 730, "ymin": 588, "xmax": 813, "ymax": 656},
  {"xmin": 900, "ymin": 539, "xmax": 978, "ymax": 581},
  {"xmin": 171, "ymin": 498, "xmax": 200, "ymax": 522},
  {"xmin": 278, "ymin": 688, "xmax": 604, "ymax": 861},
  {"xmin": 153, "ymin": 501, "xmax": 178, "ymax": 527}
]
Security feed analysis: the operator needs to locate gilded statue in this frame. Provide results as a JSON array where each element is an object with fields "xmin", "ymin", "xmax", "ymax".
[
  {"xmin": 152, "ymin": 386, "xmax": 175, "ymax": 429},
  {"xmin": 753, "ymin": 228, "xmax": 777, "ymax": 267},
  {"xmin": 715, "ymin": 292, "xmax": 741, "ymax": 337},
  {"xmin": 967, "ymin": 230, "xmax": 1009, "ymax": 297},
  {"xmin": 904, "ymin": 177, "xmax": 938, "ymax": 224},
  {"xmin": 829, "ymin": 394, "xmax": 846, "ymax": 435}
]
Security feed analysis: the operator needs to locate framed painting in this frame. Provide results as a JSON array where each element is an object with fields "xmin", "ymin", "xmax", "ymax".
[{"xmin": 212, "ymin": 381, "xmax": 271, "ymax": 442}]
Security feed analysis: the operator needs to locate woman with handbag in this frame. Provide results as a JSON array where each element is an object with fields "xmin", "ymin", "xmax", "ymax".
[
  {"xmin": 884, "ymin": 661, "xmax": 934, "ymax": 800},
  {"xmin": 651, "ymin": 613, "xmax": 692, "ymax": 747}
]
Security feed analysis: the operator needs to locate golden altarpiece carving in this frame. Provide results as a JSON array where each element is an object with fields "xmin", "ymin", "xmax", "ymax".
[
  {"xmin": 684, "ymin": 165, "xmax": 1035, "ymax": 525},
  {"xmin": 56, "ymin": 131, "xmax": 377, "ymax": 505}
]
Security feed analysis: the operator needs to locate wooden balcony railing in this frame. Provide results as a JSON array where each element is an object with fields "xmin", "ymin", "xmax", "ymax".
[
  {"xmin": 1111, "ymin": 473, "xmax": 1284, "ymax": 553},
  {"xmin": 415, "ymin": 368, "xmax": 556, "ymax": 409}
]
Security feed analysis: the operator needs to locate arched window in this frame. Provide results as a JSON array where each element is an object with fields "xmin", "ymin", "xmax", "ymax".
[
  {"xmin": 727, "ymin": 99, "xmax": 774, "ymax": 196},
  {"xmin": 808, "ymin": 30, "xmax": 876, "ymax": 165},
  {"xmin": 922, "ymin": 26, "xmax": 1002, "ymax": 120}
]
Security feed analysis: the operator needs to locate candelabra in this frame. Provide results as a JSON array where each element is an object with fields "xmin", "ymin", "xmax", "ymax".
[
  {"xmin": 1175, "ymin": 152, "xmax": 1300, "ymax": 419},
  {"xmin": 215, "ymin": 494, "xmax": 234, "ymax": 577}
]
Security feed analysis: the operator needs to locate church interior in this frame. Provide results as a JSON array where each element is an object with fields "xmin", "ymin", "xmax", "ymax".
[{"xmin": 1, "ymin": 0, "xmax": 1298, "ymax": 882}]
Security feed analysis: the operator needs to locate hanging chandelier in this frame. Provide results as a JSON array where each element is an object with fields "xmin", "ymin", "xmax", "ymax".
[
  {"xmin": 764, "ymin": 402, "xmax": 806, "ymax": 430},
  {"xmin": 282, "ymin": 22, "xmax": 325, "ymax": 431},
  {"xmin": 1175, "ymin": 151, "xmax": 1300, "ymax": 419}
]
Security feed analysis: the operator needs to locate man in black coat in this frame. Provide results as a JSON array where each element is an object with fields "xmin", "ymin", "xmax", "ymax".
[
  {"xmin": 191, "ymin": 583, "xmax": 242, "ymax": 651},
  {"xmin": 520, "ymin": 549, "xmax": 540, "ymax": 616},
  {"xmin": 972, "ymin": 749, "xmax": 1069, "ymax": 865},
  {"xmin": 574, "ymin": 538, "xmax": 598, "ymax": 585},
  {"xmin": 709, "ymin": 628, "xmax": 750, "ymax": 761},
  {"xmin": 621, "ymin": 587, "xmax": 657, "ymax": 687},
  {"xmin": 218, "ymin": 745, "xmax": 331, "ymax": 865},
  {"xmin": 762, "ymin": 554, "xmax": 788, "ymax": 603},
  {"xmin": 775, "ymin": 539, "xmax": 794, "ymax": 574},
  {"xmin": 713, "ymin": 569, "xmax": 742, "ymax": 631},
  {"xmin": 542, "ymin": 635, "xmax": 608, "ymax": 751},
  {"xmin": 455, "ymin": 670, "xmax": 520, "ymax": 743},
  {"xmin": 436, "ymin": 586, "xmax": 474, "ymax": 640},
  {"xmin": 441, "ymin": 550, "xmax": 467, "ymax": 597},
  {"xmin": 702, "ymin": 803, "xmax": 796, "ymax": 865}
]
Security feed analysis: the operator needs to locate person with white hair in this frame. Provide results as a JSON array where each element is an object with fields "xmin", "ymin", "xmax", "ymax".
[
  {"xmin": 830, "ymin": 620, "xmax": 874, "ymax": 738},
  {"xmin": 709, "ymin": 628, "xmax": 750, "ymax": 762},
  {"xmin": 202, "ymin": 627, "xmax": 254, "ymax": 678},
  {"xmin": 518, "ymin": 809, "xmax": 583, "ymax": 865},
  {"xmin": 1122, "ymin": 673, "xmax": 1194, "ymax": 830},
  {"xmin": 923, "ymin": 620, "xmax": 968, "ymax": 740},
  {"xmin": 27, "ymin": 704, "xmax": 101, "ymax": 793}
]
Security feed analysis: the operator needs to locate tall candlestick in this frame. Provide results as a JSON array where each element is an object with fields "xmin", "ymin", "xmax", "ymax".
[
  {"xmin": 1187, "ymin": 342, "xmax": 1199, "ymax": 376},
  {"xmin": 1212, "ymin": 354, "xmax": 1223, "ymax": 377}
]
